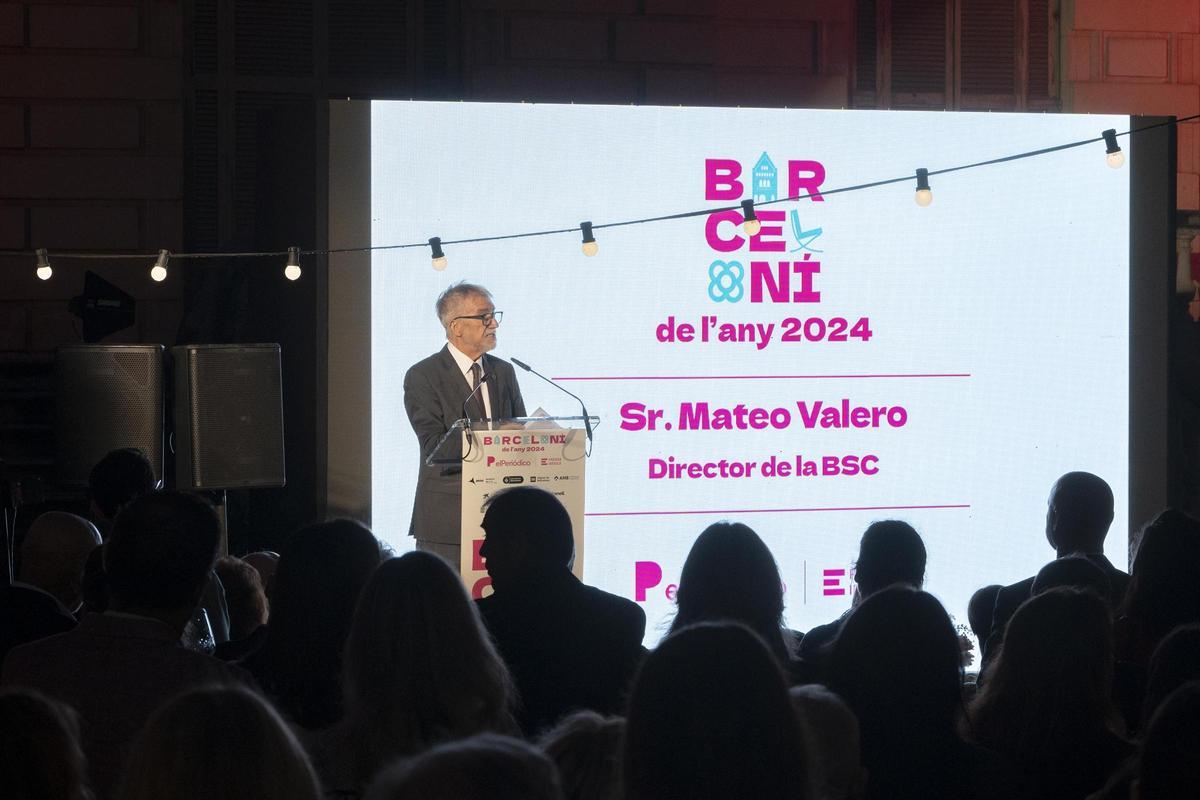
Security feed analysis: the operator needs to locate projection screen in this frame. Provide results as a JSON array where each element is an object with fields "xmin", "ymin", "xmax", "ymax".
[{"xmin": 328, "ymin": 100, "xmax": 1170, "ymax": 647}]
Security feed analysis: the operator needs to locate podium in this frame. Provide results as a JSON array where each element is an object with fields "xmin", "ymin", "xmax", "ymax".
[{"xmin": 428, "ymin": 416, "xmax": 597, "ymax": 597}]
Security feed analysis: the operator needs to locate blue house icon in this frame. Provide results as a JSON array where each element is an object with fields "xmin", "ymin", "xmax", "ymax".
[{"xmin": 753, "ymin": 152, "xmax": 777, "ymax": 203}]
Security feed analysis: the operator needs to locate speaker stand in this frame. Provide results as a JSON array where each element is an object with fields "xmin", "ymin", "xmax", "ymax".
[{"xmin": 213, "ymin": 489, "xmax": 228, "ymax": 557}]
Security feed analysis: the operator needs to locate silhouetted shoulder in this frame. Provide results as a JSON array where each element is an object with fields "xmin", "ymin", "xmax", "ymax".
[
  {"xmin": 576, "ymin": 582, "xmax": 646, "ymax": 636},
  {"xmin": 983, "ymin": 577, "xmax": 1036, "ymax": 664},
  {"xmin": 797, "ymin": 616, "xmax": 845, "ymax": 659}
]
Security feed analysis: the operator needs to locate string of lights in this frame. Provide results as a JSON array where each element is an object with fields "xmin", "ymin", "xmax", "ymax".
[{"xmin": 4, "ymin": 114, "xmax": 1196, "ymax": 282}]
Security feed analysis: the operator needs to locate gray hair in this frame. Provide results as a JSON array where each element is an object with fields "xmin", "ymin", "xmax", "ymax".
[{"xmin": 436, "ymin": 282, "xmax": 492, "ymax": 331}]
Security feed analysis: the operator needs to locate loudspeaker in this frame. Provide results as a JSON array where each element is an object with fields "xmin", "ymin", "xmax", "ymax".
[
  {"xmin": 55, "ymin": 345, "xmax": 165, "ymax": 487},
  {"xmin": 173, "ymin": 344, "xmax": 286, "ymax": 490}
]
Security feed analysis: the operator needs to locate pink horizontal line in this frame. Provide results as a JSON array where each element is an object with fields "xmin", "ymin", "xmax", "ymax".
[
  {"xmin": 584, "ymin": 503, "xmax": 971, "ymax": 517},
  {"xmin": 822, "ymin": 579, "xmax": 842, "ymax": 586},
  {"xmin": 824, "ymin": 589, "xmax": 848, "ymax": 596},
  {"xmin": 823, "ymin": 569, "xmax": 847, "ymax": 576},
  {"xmin": 550, "ymin": 373, "xmax": 971, "ymax": 381}
]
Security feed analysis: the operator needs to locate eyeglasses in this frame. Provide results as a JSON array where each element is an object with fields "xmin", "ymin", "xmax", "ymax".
[{"xmin": 453, "ymin": 310, "xmax": 503, "ymax": 326}]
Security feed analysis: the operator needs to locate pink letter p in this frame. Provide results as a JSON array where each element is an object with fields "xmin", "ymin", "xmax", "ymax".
[{"xmin": 634, "ymin": 561, "xmax": 663, "ymax": 601}]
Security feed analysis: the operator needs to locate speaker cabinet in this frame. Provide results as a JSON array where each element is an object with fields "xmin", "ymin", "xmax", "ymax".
[
  {"xmin": 173, "ymin": 344, "xmax": 286, "ymax": 490},
  {"xmin": 55, "ymin": 345, "xmax": 165, "ymax": 487}
]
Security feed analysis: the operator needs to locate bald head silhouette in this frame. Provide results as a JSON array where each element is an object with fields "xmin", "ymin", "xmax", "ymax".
[
  {"xmin": 1045, "ymin": 472, "xmax": 1114, "ymax": 555},
  {"xmin": 20, "ymin": 512, "xmax": 102, "ymax": 612}
]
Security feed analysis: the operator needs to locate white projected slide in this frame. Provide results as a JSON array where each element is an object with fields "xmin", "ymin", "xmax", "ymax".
[{"xmin": 369, "ymin": 101, "xmax": 1130, "ymax": 644}]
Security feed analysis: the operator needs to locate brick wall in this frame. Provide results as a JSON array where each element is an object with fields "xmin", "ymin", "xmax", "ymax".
[
  {"xmin": 461, "ymin": 0, "xmax": 852, "ymax": 108},
  {"xmin": 1063, "ymin": 0, "xmax": 1200, "ymax": 210},
  {"xmin": 0, "ymin": 0, "xmax": 184, "ymax": 352}
]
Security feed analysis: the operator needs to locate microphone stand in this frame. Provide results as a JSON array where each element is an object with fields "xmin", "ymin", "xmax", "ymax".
[{"xmin": 510, "ymin": 358, "xmax": 594, "ymax": 456}]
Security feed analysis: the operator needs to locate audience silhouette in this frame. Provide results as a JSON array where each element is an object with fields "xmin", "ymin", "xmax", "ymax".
[
  {"xmin": 1, "ymin": 490, "xmax": 244, "ymax": 799},
  {"xmin": 970, "ymin": 588, "xmax": 1130, "ymax": 800},
  {"xmin": 790, "ymin": 684, "xmax": 866, "ymax": 800},
  {"xmin": 7, "ymin": 455, "xmax": 1200, "ymax": 800},
  {"xmin": 667, "ymin": 521, "xmax": 796, "ymax": 667},
  {"xmin": 312, "ymin": 551, "xmax": 514, "ymax": 798},
  {"xmin": 1131, "ymin": 681, "xmax": 1200, "ymax": 800},
  {"xmin": 1, "ymin": 511, "xmax": 100, "ymax": 662},
  {"xmin": 985, "ymin": 472, "xmax": 1128, "ymax": 668},
  {"xmin": 1030, "ymin": 553, "xmax": 1113, "ymax": 600},
  {"xmin": 117, "ymin": 685, "xmax": 321, "ymax": 800},
  {"xmin": 476, "ymin": 487, "xmax": 645, "ymax": 735},
  {"xmin": 87, "ymin": 448, "xmax": 155, "ymax": 537},
  {"xmin": 967, "ymin": 584, "xmax": 1001, "ymax": 644},
  {"xmin": 1111, "ymin": 509, "xmax": 1200, "ymax": 729},
  {"xmin": 0, "ymin": 688, "xmax": 90, "ymax": 800},
  {"xmin": 1116, "ymin": 509, "xmax": 1200, "ymax": 665},
  {"xmin": 830, "ymin": 586, "xmax": 1011, "ymax": 800},
  {"xmin": 212, "ymin": 555, "xmax": 269, "ymax": 661},
  {"xmin": 538, "ymin": 711, "xmax": 624, "ymax": 800},
  {"xmin": 363, "ymin": 733, "xmax": 563, "ymax": 800},
  {"xmin": 1139, "ymin": 623, "xmax": 1200, "ymax": 730},
  {"xmin": 799, "ymin": 519, "xmax": 926, "ymax": 674},
  {"xmin": 624, "ymin": 621, "xmax": 812, "ymax": 800},
  {"xmin": 239, "ymin": 518, "xmax": 381, "ymax": 730}
]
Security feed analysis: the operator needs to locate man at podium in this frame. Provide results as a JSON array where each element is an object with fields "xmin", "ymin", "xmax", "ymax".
[{"xmin": 403, "ymin": 282, "xmax": 526, "ymax": 567}]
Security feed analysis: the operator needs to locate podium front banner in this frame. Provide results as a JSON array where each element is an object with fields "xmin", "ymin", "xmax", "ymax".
[{"xmin": 459, "ymin": 425, "xmax": 589, "ymax": 597}]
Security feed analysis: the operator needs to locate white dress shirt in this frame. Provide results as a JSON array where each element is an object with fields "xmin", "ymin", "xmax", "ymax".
[{"xmin": 447, "ymin": 343, "xmax": 492, "ymax": 420}]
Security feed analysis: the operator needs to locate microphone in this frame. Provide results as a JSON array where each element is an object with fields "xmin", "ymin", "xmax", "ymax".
[
  {"xmin": 510, "ymin": 358, "xmax": 594, "ymax": 449},
  {"xmin": 461, "ymin": 370, "xmax": 491, "ymax": 428}
]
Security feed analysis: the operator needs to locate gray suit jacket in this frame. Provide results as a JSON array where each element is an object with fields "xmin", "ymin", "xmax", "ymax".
[{"xmin": 404, "ymin": 345, "xmax": 526, "ymax": 544}]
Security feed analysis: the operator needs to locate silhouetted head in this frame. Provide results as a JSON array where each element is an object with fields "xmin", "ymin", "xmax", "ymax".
[
  {"xmin": 1122, "ymin": 509, "xmax": 1200, "ymax": 646},
  {"xmin": 480, "ymin": 487, "xmax": 574, "ymax": 589},
  {"xmin": 214, "ymin": 555, "xmax": 269, "ymax": 640},
  {"xmin": 790, "ymin": 684, "xmax": 865, "ymax": 800},
  {"xmin": 853, "ymin": 520, "xmax": 926, "ymax": 597},
  {"xmin": 339, "ymin": 551, "xmax": 513, "ymax": 781},
  {"xmin": 18, "ymin": 511, "xmax": 102, "ymax": 612},
  {"xmin": 364, "ymin": 733, "xmax": 561, "ymax": 800},
  {"xmin": 830, "ymin": 587, "xmax": 963, "ymax": 747},
  {"xmin": 668, "ymin": 521, "xmax": 790, "ymax": 661},
  {"xmin": 1045, "ymin": 472, "xmax": 1114, "ymax": 554},
  {"xmin": 247, "ymin": 518, "xmax": 381, "ymax": 729},
  {"xmin": 0, "ymin": 688, "xmax": 88, "ymax": 800},
  {"xmin": 88, "ymin": 447, "xmax": 156, "ymax": 523},
  {"xmin": 624, "ymin": 622, "xmax": 811, "ymax": 800},
  {"xmin": 242, "ymin": 551, "xmax": 280, "ymax": 597},
  {"xmin": 538, "ymin": 711, "xmax": 624, "ymax": 800},
  {"xmin": 104, "ymin": 491, "xmax": 220, "ymax": 626},
  {"xmin": 967, "ymin": 584, "xmax": 1002, "ymax": 641},
  {"xmin": 1141, "ymin": 624, "xmax": 1200, "ymax": 729},
  {"xmin": 1134, "ymin": 682, "xmax": 1200, "ymax": 800},
  {"xmin": 118, "ymin": 686, "xmax": 321, "ymax": 800},
  {"xmin": 970, "ymin": 588, "xmax": 1117, "ymax": 761}
]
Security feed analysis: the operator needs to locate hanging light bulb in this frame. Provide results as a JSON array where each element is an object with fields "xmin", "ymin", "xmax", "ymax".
[
  {"xmin": 284, "ymin": 246, "xmax": 302, "ymax": 280},
  {"xmin": 150, "ymin": 249, "xmax": 169, "ymax": 282},
  {"xmin": 914, "ymin": 168, "xmax": 933, "ymax": 207},
  {"xmin": 580, "ymin": 221, "xmax": 598, "ymax": 256},
  {"xmin": 35, "ymin": 248, "xmax": 52, "ymax": 281},
  {"xmin": 429, "ymin": 237, "xmax": 448, "ymax": 271},
  {"xmin": 1102, "ymin": 129, "xmax": 1125, "ymax": 169},
  {"xmin": 740, "ymin": 199, "xmax": 761, "ymax": 236}
]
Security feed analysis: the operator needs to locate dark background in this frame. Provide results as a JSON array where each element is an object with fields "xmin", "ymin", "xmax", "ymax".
[{"xmin": 2, "ymin": 0, "xmax": 1198, "ymax": 552}]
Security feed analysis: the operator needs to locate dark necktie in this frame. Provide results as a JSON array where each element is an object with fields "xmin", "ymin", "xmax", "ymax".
[{"xmin": 468, "ymin": 362, "xmax": 486, "ymax": 421}]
